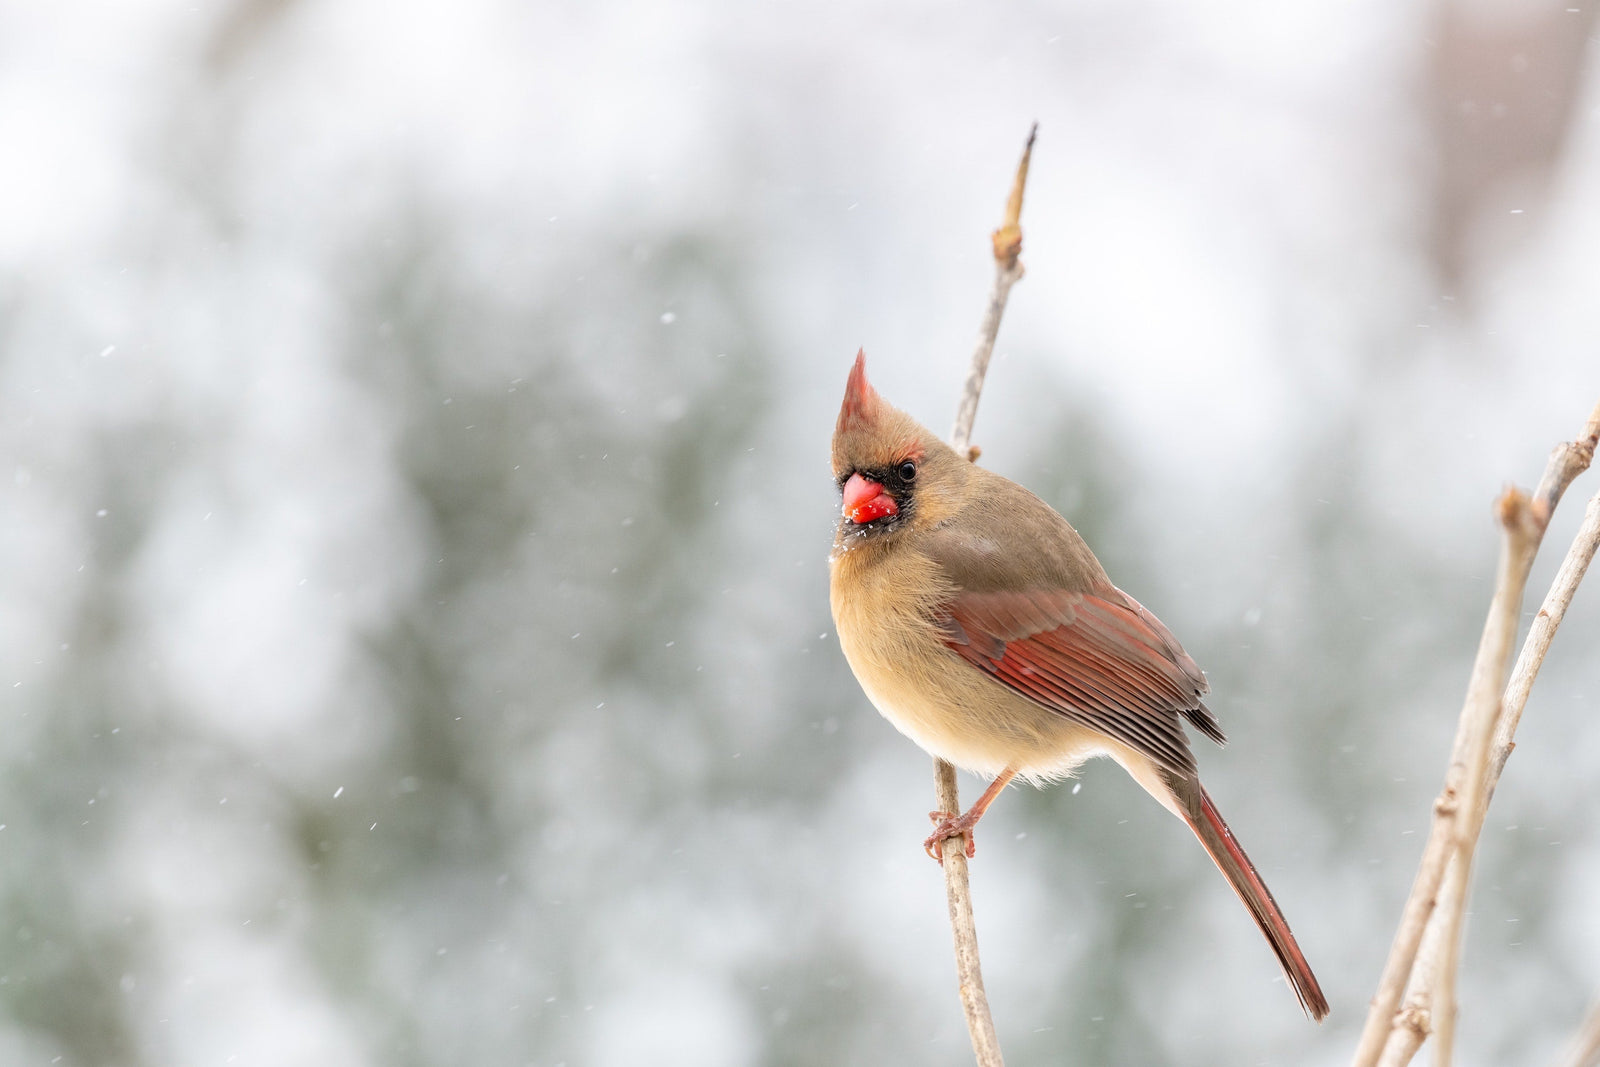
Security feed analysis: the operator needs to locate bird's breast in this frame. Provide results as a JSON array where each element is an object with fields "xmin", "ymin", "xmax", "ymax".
[{"xmin": 829, "ymin": 546, "xmax": 1098, "ymax": 778}]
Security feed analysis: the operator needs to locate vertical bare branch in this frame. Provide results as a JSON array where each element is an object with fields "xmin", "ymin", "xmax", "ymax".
[
  {"xmin": 1353, "ymin": 402, "xmax": 1600, "ymax": 1067},
  {"xmin": 1490, "ymin": 405, "xmax": 1600, "ymax": 792},
  {"xmin": 1370, "ymin": 491, "xmax": 1539, "ymax": 1067},
  {"xmin": 1356, "ymin": 492, "xmax": 1535, "ymax": 1067},
  {"xmin": 950, "ymin": 123, "xmax": 1036, "ymax": 461},
  {"xmin": 1428, "ymin": 492, "xmax": 1543, "ymax": 1064},
  {"xmin": 1429, "ymin": 849, "xmax": 1470, "ymax": 1065},
  {"xmin": 935, "ymin": 760, "xmax": 1005, "ymax": 1065},
  {"xmin": 936, "ymin": 123, "xmax": 1037, "ymax": 1067},
  {"xmin": 1531, "ymin": 401, "xmax": 1600, "ymax": 519}
]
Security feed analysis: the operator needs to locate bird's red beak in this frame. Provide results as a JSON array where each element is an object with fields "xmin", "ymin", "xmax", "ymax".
[{"xmin": 842, "ymin": 472, "xmax": 898, "ymax": 524}]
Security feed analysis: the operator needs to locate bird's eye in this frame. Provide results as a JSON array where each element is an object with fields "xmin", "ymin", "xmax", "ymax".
[{"xmin": 898, "ymin": 460, "xmax": 917, "ymax": 482}]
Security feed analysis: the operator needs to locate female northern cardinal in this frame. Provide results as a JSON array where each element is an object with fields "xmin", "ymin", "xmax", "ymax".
[{"xmin": 828, "ymin": 351, "xmax": 1328, "ymax": 1021}]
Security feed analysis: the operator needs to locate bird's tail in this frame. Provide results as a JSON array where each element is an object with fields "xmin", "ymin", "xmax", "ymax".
[{"xmin": 1171, "ymin": 775, "xmax": 1330, "ymax": 1021}]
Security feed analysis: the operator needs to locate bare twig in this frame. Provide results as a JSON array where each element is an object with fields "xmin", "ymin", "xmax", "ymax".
[
  {"xmin": 1490, "ymin": 402, "xmax": 1600, "ymax": 792},
  {"xmin": 1374, "ymin": 851, "xmax": 1459, "ymax": 1067},
  {"xmin": 1428, "ymin": 491, "xmax": 1542, "ymax": 1065},
  {"xmin": 1424, "ymin": 408, "xmax": 1599, "ymax": 1066},
  {"xmin": 1354, "ymin": 402, "xmax": 1600, "ymax": 1067},
  {"xmin": 1554, "ymin": 997, "xmax": 1600, "ymax": 1067},
  {"xmin": 1489, "ymin": 487, "xmax": 1600, "ymax": 792},
  {"xmin": 1357, "ymin": 492, "xmax": 1536, "ymax": 1067},
  {"xmin": 1372, "ymin": 491, "xmax": 1539, "ymax": 1067},
  {"xmin": 1428, "ymin": 849, "xmax": 1471, "ymax": 1066},
  {"xmin": 950, "ymin": 122, "xmax": 1036, "ymax": 463},
  {"xmin": 936, "ymin": 760, "xmax": 1005, "ymax": 1065},
  {"xmin": 1531, "ymin": 401, "xmax": 1600, "ymax": 520},
  {"xmin": 935, "ymin": 123, "xmax": 1037, "ymax": 1067}
]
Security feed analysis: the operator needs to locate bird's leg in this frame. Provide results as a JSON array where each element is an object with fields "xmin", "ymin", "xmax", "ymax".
[{"xmin": 924, "ymin": 767, "xmax": 1018, "ymax": 863}]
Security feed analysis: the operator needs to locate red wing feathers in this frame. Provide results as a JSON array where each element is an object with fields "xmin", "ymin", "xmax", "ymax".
[{"xmin": 940, "ymin": 587, "xmax": 1224, "ymax": 773}]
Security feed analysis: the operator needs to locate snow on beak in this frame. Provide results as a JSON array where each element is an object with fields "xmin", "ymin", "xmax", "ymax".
[{"xmin": 842, "ymin": 472, "xmax": 898, "ymax": 524}]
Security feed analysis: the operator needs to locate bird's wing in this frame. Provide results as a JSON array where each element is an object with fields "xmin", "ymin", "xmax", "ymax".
[{"xmin": 935, "ymin": 584, "xmax": 1224, "ymax": 775}]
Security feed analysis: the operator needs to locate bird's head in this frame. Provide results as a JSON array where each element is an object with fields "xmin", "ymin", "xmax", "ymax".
[{"xmin": 831, "ymin": 350, "xmax": 969, "ymax": 546}]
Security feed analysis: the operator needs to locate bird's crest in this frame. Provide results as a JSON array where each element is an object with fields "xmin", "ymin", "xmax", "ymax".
[{"xmin": 836, "ymin": 349, "xmax": 882, "ymax": 435}]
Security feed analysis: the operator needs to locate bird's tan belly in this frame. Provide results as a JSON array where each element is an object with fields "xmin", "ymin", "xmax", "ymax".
[{"xmin": 834, "ymin": 598, "xmax": 1101, "ymax": 780}]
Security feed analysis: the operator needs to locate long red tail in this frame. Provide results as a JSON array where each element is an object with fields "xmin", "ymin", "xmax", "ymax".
[{"xmin": 1178, "ymin": 779, "xmax": 1329, "ymax": 1021}]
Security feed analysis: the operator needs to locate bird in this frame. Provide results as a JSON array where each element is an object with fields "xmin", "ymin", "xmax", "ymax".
[{"xmin": 827, "ymin": 350, "xmax": 1329, "ymax": 1021}]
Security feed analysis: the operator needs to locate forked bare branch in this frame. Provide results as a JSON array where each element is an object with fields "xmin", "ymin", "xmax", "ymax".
[{"xmin": 1355, "ymin": 402, "xmax": 1600, "ymax": 1067}]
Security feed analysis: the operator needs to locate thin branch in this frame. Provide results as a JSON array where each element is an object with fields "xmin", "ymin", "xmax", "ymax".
[
  {"xmin": 1356, "ymin": 492, "xmax": 1536, "ymax": 1067},
  {"xmin": 1531, "ymin": 400, "xmax": 1600, "ymax": 521},
  {"xmin": 1423, "ymin": 408, "xmax": 1600, "ymax": 1065},
  {"xmin": 1489, "ymin": 403, "xmax": 1600, "ymax": 793},
  {"xmin": 950, "ymin": 122, "xmax": 1036, "ymax": 462},
  {"xmin": 1429, "ymin": 849, "xmax": 1471, "ymax": 1066},
  {"xmin": 1374, "ymin": 849, "xmax": 1465, "ymax": 1067},
  {"xmin": 1554, "ymin": 997, "xmax": 1600, "ymax": 1067},
  {"xmin": 936, "ymin": 760, "xmax": 1005, "ymax": 1065},
  {"xmin": 1488, "ymin": 484, "xmax": 1600, "ymax": 787},
  {"xmin": 1373, "ymin": 490, "xmax": 1539, "ymax": 1067},
  {"xmin": 1428, "ymin": 491, "xmax": 1543, "ymax": 1066},
  {"xmin": 1353, "ymin": 403, "xmax": 1600, "ymax": 1067},
  {"xmin": 936, "ymin": 123, "xmax": 1037, "ymax": 1067}
]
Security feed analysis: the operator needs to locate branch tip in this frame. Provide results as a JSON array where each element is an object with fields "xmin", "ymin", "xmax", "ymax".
[
  {"xmin": 1582, "ymin": 398, "xmax": 1600, "ymax": 448},
  {"xmin": 1494, "ymin": 487, "xmax": 1525, "ymax": 527},
  {"xmin": 991, "ymin": 125, "xmax": 1036, "ymax": 268}
]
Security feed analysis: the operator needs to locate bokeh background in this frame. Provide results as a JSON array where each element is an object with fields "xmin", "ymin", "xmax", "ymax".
[{"xmin": 3, "ymin": 1, "xmax": 1599, "ymax": 1064}]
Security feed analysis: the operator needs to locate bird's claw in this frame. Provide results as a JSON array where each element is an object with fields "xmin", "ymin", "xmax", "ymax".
[{"xmin": 924, "ymin": 810, "xmax": 978, "ymax": 864}]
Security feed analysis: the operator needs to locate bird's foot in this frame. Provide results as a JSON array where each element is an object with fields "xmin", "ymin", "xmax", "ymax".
[{"xmin": 924, "ymin": 809, "xmax": 979, "ymax": 864}]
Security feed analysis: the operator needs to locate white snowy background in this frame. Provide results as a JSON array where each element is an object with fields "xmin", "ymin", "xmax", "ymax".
[{"xmin": 1, "ymin": 1, "xmax": 1598, "ymax": 1064}]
